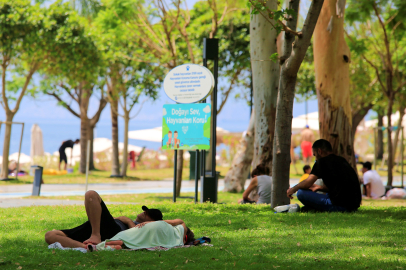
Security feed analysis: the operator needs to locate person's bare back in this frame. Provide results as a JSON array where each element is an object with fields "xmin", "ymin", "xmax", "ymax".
[{"xmin": 301, "ymin": 128, "xmax": 314, "ymax": 143}]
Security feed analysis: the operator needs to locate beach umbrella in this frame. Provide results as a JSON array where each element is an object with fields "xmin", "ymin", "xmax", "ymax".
[{"xmin": 30, "ymin": 124, "xmax": 44, "ymax": 158}]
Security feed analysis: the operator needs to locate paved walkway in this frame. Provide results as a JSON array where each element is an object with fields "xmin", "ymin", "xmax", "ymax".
[{"xmin": 0, "ymin": 198, "xmax": 136, "ymax": 208}]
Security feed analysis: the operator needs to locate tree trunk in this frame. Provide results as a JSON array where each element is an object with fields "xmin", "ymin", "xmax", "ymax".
[
  {"xmin": 1, "ymin": 113, "xmax": 15, "ymax": 179},
  {"xmin": 79, "ymin": 116, "xmax": 89, "ymax": 174},
  {"xmin": 387, "ymin": 97, "xmax": 394, "ymax": 186},
  {"xmin": 392, "ymin": 108, "xmax": 405, "ymax": 161},
  {"xmin": 314, "ymin": 0, "xmax": 356, "ymax": 170},
  {"xmin": 224, "ymin": 110, "xmax": 255, "ymax": 192},
  {"xmin": 110, "ymin": 100, "xmax": 120, "ymax": 176},
  {"xmin": 377, "ymin": 113, "xmax": 384, "ymax": 159},
  {"xmin": 250, "ymin": 0, "xmax": 279, "ymax": 173},
  {"xmin": 88, "ymin": 124, "xmax": 95, "ymax": 171},
  {"xmin": 351, "ymin": 104, "xmax": 373, "ymax": 139},
  {"xmin": 176, "ymin": 150, "xmax": 184, "ymax": 197},
  {"xmin": 121, "ymin": 113, "xmax": 130, "ymax": 177}
]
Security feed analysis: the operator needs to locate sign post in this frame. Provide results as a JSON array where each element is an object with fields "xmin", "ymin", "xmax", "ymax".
[{"xmin": 163, "ymin": 61, "xmax": 215, "ymax": 203}]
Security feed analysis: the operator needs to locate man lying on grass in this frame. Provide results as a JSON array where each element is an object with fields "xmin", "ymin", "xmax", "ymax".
[
  {"xmin": 45, "ymin": 190, "xmax": 163, "ymax": 249},
  {"xmin": 88, "ymin": 219, "xmax": 196, "ymax": 251},
  {"xmin": 287, "ymin": 139, "xmax": 361, "ymax": 212}
]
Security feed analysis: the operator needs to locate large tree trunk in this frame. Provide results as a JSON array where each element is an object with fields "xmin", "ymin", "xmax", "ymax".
[
  {"xmin": 121, "ymin": 113, "xmax": 130, "ymax": 177},
  {"xmin": 224, "ymin": 111, "xmax": 255, "ymax": 192},
  {"xmin": 110, "ymin": 99, "xmax": 120, "ymax": 176},
  {"xmin": 1, "ymin": 113, "xmax": 14, "ymax": 179},
  {"xmin": 271, "ymin": 0, "xmax": 323, "ymax": 207},
  {"xmin": 392, "ymin": 107, "xmax": 405, "ymax": 162},
  {"xmin": 250, "ymin": 0, "xmax": 279, "ymax": 172},
  {"xmin": 314, "ymin": 0, "xmax": 356, "ymax": 170},
  {"xmin": 377, "ymin": 113, "xmax": 384, "ymax": 160},
  {"xmin": 79, "ymin": 116, "xmax": 89, "ymax": 174},
  {"xmin": 176, "ymin": 150, "xmax": 184, "ymax": 197}
]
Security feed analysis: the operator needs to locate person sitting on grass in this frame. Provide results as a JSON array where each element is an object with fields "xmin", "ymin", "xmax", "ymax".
[
  {"xmin": 238, "ymin": 164, "xmax": 272, "ymax": 204},
  {"xmin": 361, "ymin": 161, "xmax": 385, "ymax": 199},
  {"xmin": 45, "ymin": 190, "xmax": 163, "ymax": 249},
  {"xmin": 89, "ymin": 219, "xmax": 196, "ymax": 251},
  {"xmin": 287, "ymin": 139, "xmax": 361, "ymax": 212},
  {"xmin": 299, "ymin": 165, "xmax": 312, "ymax": 182}
]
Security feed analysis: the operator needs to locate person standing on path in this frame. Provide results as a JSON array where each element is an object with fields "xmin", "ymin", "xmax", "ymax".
[
  {"xmin": 300, "ymin": 125, "xmax": 315, "ymax": 164},
  {"xmin": 59, "ymin": 139, "xmax": 79, "ymax": 170}
]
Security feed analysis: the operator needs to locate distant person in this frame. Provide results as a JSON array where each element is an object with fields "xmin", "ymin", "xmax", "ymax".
[
  {"xmin": 128, "ymin": 151, "xmax": 136, "ymax": 169},
  {"xmin": 300, "ymin": 125, "xmax": 315, "ymax": 164},
  {"xmin": 287, "ymin": 139, "xmax": 361, "ymax": 212},
  {"xmin": 238, "ymin": 164, "xmax": 272, "ymax": 204},
  {"xmin": 299, "ymin": 165, "xmax": 312, "ymax": 182},
  {"xmin": 361, "ymin": 161, "xmax": 385, "ymax": 199},
  {"xmin": 59, "ymin": 139, "xmax": 79, "ymax": 170},
  {"xmin": 291, "ymin": 134, "xmax": 299, "ymax": 174}
]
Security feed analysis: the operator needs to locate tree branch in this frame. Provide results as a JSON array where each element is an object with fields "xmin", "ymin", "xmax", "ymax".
[
  {"xmin": 217, "ymin": 69, "xmax": 242, "ymax": 114},
  {"xmin": 12, "ymin": 63, "xmax": 38, "ymax": 114},
  {"xmin": 46, "ymin": 92, "xmax": 80, "ymax": 118},
  {"xmin": 130, "ymin": 99, "xmax": 147, "ymax": 119},
  {"xmin": 372, "ymin": 2, "xmax": 393, "ymax": 73}
]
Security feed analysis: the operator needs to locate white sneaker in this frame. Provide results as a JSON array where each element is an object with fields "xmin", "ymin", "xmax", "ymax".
[
  {"xmin": 274, "ymin": 204, "xmax": 300, "ymax": 213},
  {"xmin": 288, "ymin": 203, "xmax": 300, "ymax": 213}
]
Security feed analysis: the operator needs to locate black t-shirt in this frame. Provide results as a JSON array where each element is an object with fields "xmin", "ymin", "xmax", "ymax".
[
  {"xmin": 59, "ymin": 140, "xmax": 75, "ymax": 152},
  {"xmin": 310, "ymin": 154, "xmax": 361, "ymax": 211}
]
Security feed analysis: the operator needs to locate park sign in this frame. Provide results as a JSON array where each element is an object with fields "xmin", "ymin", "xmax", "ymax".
[
  {"xmin": 162, "ymin": 104, "xmax": 211, "ymax": 150},
  {"xmin": 163, "ymin": 64, "xmax": 214, "ymax": 104}
]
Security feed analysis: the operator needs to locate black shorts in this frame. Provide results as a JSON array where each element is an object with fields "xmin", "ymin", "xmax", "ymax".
[
  {"xmin": 59, "ymin": 150, "xmax": 67, "ymax": 163},
  {"xmin": 61, "ymin": 200, "xmax": 122, "ymax": 243}
]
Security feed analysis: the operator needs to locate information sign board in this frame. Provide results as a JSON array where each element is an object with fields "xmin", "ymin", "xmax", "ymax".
[
  {"xmin": 163, "ymin": 64, "xmax": 214, "ymax": 104},
  {"xmin": 162, "ymin": 104, "xmax": 211, "ymax": 150}
]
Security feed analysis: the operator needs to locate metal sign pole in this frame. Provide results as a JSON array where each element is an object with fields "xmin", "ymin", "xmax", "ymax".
[
  {"xmin": 195, "ymin": 150, "xmax": 199, "ymax": 203},
  {"xmin": 173, "ymin": 150, "xmax": 177, "ymax": 203},
  {"xmin": 401, "ymin": 127, "xmax": 404, "ymax": 187}
]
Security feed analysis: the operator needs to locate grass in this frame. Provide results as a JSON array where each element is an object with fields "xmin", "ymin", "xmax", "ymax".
[{"xmin": 1, "ymin": 200, "xmax": 406, "ymax": 269}]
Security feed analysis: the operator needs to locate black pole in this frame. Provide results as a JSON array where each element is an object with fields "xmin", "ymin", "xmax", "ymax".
[
  {"xmin": 173, "ymin": 150, "xmax": 177, "ymax": 202},
  {"xmin": 212, "ymin": 58, "xmax": 218, "ymax": 176},
  {"xmin": 195, "ymin": 150, "xmax": 199, "ymax": 203}
]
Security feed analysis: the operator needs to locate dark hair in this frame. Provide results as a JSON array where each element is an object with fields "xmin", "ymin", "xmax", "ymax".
[
  {"xmin": 186, "ymin": 227, "xmax": 195, "ymax": 243},
  {"xmin": 312, "ymin": 139, "xmax": 333, "ymax": 153},
  {"xmin": 303, "ymin": 165, "xmax": 311, "ymax": 173},
  {"xmin": 75, "ymin": 139, "xmax": 80, "ymax": 143},
  {"xmin": 251, "ymin": 164, "xmax": 270, "ymax": 176},
  {"xmin": 362, "ymin": 161, "xmax": 372, "ymax": 170}
]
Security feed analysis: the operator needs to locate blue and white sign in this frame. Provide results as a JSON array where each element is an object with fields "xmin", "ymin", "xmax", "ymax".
[
  {"xmin": 163, "ymin": 64, "xmax": 214, "ymax": 104},
  {"xmin": 162, "ymin": 104, "xmax": 211, "ymax": 150}
]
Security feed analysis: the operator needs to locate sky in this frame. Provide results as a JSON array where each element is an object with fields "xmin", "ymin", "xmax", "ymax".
[{"xmin": 0, "ymin": 0, "xmax": 322, "ymax": 156}]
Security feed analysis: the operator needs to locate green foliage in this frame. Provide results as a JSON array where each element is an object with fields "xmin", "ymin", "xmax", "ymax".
[
  {"xmin": 270, "ymin": 52, "xmax": 279, "ymax": 63},
  {"xmin": 295, "ymin": 43, "xmax": 316, "ymax": 102}
]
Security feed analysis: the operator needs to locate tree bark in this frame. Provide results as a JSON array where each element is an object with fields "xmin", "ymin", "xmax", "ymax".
[
  {"xmin": 0, "ymin": 113, "xmax": 15, "ymax": 179},
  {"xmin": 176, "ymin": 150, "xmax": 184, "ymax": 197},
  {"xmin": 224, "ymin": 111, "xmax": 255, "ymax": 192},
  {"xmin": 392, "ymin": 108, "xmax": 405, "ymax": 165},
  {"xmin": 250, "ymin": 0, "xmax": 279, "ymax": 173},
  {"xmin": 387, "ymin": 97, "xmax": 394, "ymax": 186},
  {"xmin": 314, "ymin": 0, "xmax": 356, "ymax": 170},
  {"xmin": 121, "ymin": 112, "xmax": 130, "ymax": 177},
  {"xmin": 271, "ymin": 0, "xmax": 324, "ymax": 208},
  {"xmin": 351, "ymin": 104, "xmax": 373, "ymax": 139},
  {"xmin": 377, "ymin": 113, "xmax": 384, "ymax": 159},
  {"xmin": 79, "ymin": 116, "xmax": 89, "ymax": 174},
  {"xmin": 88, "ymin": 124, "xmax": 95, "ymax": 171},
  {"xmin": 110, "ymin": 99, "xmax": 120, "ymax": 176}
]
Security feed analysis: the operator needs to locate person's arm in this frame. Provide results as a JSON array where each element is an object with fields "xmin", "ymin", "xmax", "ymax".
[
  {"xmin": 365, "ymin": 183, "xmax": 372, "ymax": 198},
  {"xmin": 309, "ymin": 183, "xmax": 329, "ymax": 192},
  {"xmin": 115, "ymin": 216, "xmax": 137, "ymax": 229},
  {"xmin": 242, "ymin": 177, "xmax": 258, "ymax": 202},
  {"xmin": 287, "ymin": 174, "xmax": 319, "ymax": 199}
]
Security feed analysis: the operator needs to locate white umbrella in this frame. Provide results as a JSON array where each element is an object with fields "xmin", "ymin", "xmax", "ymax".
[
  {"xmin": 9, "ymin": 152, "xmax": 32, "ymax": 164},
  {"xmin": 128, "ymin": 126, "xmax": 230, "ymax": 143},
  {"xmin": 30, "ymin": 124, "xmax": 44, "ymax": 158},
  {"xmin": 292, "ymin": 112, "xmax": 319, "ymax": 132}
]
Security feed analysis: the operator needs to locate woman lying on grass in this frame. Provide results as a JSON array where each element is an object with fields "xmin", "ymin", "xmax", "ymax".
[{"xmin": 88, "ymin": 219, "xmax": 195, "ymax": 251}]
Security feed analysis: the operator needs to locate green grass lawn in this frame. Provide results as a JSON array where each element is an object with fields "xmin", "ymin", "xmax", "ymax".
[{"xmin": 1, "ymin": 201, "xmax": 406, "ymax": 269}]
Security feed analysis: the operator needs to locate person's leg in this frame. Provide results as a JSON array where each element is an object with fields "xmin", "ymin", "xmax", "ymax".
[
  {"xmin": 83, "ymin": 190, "xmax": 103, "ymax": 244},
  {"xmin": 297, "ymin": 189, "xmax": 347, "ymax": 212},
  {"xmin": 45, "ymin": 230, "xmax": 86, "ymax": 248}
]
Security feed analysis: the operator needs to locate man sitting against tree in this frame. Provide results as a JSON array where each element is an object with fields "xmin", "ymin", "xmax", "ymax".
[
  {"xmin": 45, "ymin": 190, "xmax": 163, "ymax": 249},
  {"xmin": 287, "ymin": 139, "xmax": 361, "ymax": 212}
]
